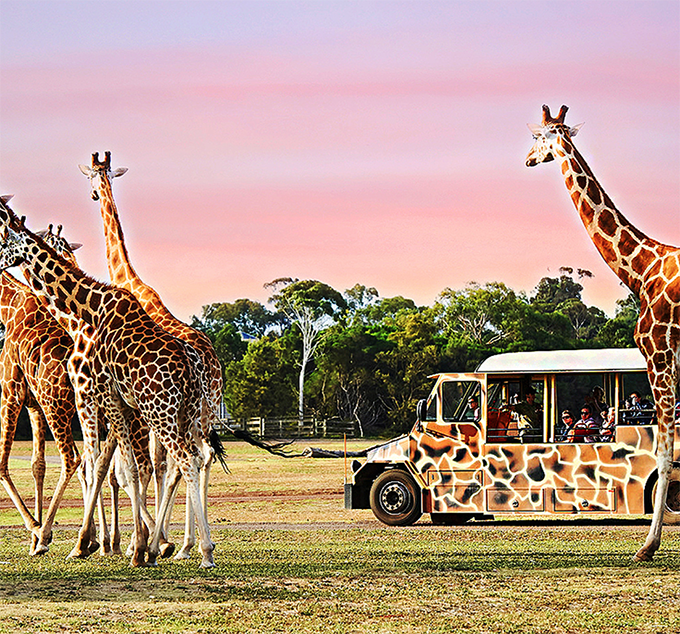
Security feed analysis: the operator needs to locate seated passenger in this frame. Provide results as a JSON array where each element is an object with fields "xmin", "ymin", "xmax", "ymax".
[
  {"xmin": 567, "ymin": 406, "xmax": 600, "ymax": 443},
  {"xmin": 623, "ymin": 392, "xmax": 655, "ymax": 424},
  {"xmin": 466, "ymin": 396, "xmax": 480, "ymax": 422},
  {"xmin": 585, "ymin": 386, "xmax": 608, "ymax": 425},
  {"xmin": 560, "ymin": 410, "xmax": 576, "ymax": 441},
  {"xmin": 513, "ymin": 388, "xmax": 542, "ymax": 442},
  {"xmin": 600, "ymin": 406, "xmax": 616, "ymax": 442}
]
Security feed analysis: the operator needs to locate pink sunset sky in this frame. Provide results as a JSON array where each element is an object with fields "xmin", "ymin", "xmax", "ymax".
[{"xmin": 0, "ymin": 1, "xmax": 678, "ymax": 322}]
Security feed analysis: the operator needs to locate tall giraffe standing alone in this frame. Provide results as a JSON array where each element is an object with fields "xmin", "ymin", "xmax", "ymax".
[
  {"xmin": 525, "ymin": 104, "xmax": 680, "ymax": 561},
  {"xmin": 79, "ymin": 152, "xmax": 224, "ymax": 558},
  {"xmin": 0, "ymin": 271, "xmax": 80, "ymax": 555},
  {"xmin": 0, "ymin": 201, "xmax": 216, "ymax": 568}
]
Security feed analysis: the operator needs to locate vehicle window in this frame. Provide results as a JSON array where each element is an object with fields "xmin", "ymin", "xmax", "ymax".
[
  {"xmin": 425, "ymin": 395, "xmax": 437, "ymax": 421},
  {"xmin": 620, "ymin": 372, "xmax": 656, "ymax": 425},
  {"xmin": 441, "ymin": 381, "xmax": 481, "ymax": 423},
  {"xmin": 486, "ymin": 378, "xmax": 544, "ymax": 443},
  {"xmin": 555, "ymin": 373, "xmax": 610, "ymax": 441}
]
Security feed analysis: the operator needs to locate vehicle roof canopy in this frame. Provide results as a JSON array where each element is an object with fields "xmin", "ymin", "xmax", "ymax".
[{"xmin": 476, "ymin": 348, "xmax": 646, "ymax": 375}]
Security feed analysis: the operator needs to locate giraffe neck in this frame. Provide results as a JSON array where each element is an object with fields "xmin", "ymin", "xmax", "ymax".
[
  {"xmin": 20, "ymin": 236, "xmax": 106, "ymax": 330},
  {"xmin": 97, "ymin": 176, "xmax": 140, "ymax": 292},
  {"xmin": 554, "ymin": 135, "xmax": 655, "ymax": 297},
  {"xmin": 95, "ymin": 172, "xmax": 187, "ymax": 331},
  {"xmin": 0, "ymin": 272, "xmax": 29, "ymax": 323},
  {"xmin": 18, "ymin": 263, "xmax": 82, "ymax": 338}
]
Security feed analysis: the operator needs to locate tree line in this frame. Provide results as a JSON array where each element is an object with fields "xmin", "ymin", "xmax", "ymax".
[{"xmin": 191, "ymin": 269, "xmax": 640, "ymax": 436}]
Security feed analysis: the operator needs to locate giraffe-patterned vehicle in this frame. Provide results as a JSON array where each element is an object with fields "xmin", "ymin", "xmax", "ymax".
[{"xmin": 345, "ymin": 348, "xmax": 680, "ymax": 526}]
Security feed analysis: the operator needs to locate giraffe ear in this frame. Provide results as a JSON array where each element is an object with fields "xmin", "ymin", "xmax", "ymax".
[
  {"xmin": 79, "ymin": 164, "xmax": 93, "ymax": 177},
  {"xmin": 69, "ymin": 242, "xmax": 83, "ymax": 252},
  {"xmin": 112, "ymin": 167, "xmax": 128, "ymax": 178},
  {"xmin": 570, "ymin": 122, "xmax": 584, "ymax": 137},
  {"xmin": 527, "ymin": 123, "xmax": 543, "ymax": 137}
]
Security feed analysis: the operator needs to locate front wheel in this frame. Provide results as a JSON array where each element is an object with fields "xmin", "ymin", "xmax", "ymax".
[
  {"xmin": 651, "ymin": 464, "xmax": 680, "ymax": 525},
  {"xmin": 369, "ymin": 470, "xmax": 422, "ymax": 526}
]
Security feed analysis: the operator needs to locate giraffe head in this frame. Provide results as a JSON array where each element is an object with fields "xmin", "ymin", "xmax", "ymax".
[
  {"xmin": 35, "ymin": 224, "xmax": 82, "ymax": 267},
  {"xmin": 0, "ymin": 218, "xmax": 30, "ymax": 271},
  {"xmin": 78, "ymin": 151, "xmax": 128, "ymax": 201},
  {"xmin": 525, "ymin": 104, "xmax": 584, "ymax": 167}
]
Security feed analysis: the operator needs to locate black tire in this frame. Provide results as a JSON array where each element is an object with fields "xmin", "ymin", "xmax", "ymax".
[
  {"xmin": 430, "ymin": 513, "xmax": 474, "ymax": 525},
  {"xmin": 651, "ymin": 463, "xmax": 680, "ymax": 525},
  {"xmin": 369, "ymin": 470, "xmax": 422, "ymax": 526}
]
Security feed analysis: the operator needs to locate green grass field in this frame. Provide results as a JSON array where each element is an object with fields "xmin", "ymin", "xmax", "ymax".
[{"xmin": 1, "ymin": 440, "xmax": 679, "ymax": 633}]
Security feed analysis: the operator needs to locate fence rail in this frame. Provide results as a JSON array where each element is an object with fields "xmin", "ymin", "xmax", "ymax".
[{"xmin": 216, "ymin": 416, "xmax": 358, "ymax": 439}]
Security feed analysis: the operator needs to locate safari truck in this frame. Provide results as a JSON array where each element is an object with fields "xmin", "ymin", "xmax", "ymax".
[{"xmin": 344, "ymin": 348, "xmax": 680, "ymax": 525}]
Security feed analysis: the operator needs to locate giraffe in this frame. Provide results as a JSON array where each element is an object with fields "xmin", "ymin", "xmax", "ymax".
[
  {"xmin": 0, "ymin": 201, "xmax": 216, "ymax": 568},
  {"xmin": 38, "ymin": 224, "xmax": 175, "ymax": 559},
  {"xmin": 79, "ymin": 151, "xmax": 224, "ymax": 559},
  {"xmin": 525, "ymin": 104, "xmax": 680, "ymax": 561},
  {"xmin": 0, "ymin": 271, "xmax": 80, "ymax": 555}
]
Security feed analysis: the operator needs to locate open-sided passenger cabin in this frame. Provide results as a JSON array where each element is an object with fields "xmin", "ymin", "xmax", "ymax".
[{"xmin": 440, "ymin": 348, "xmax": 656, "ymax": 443}]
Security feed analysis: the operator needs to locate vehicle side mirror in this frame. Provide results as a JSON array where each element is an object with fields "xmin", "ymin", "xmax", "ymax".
[{"xmin": 416, "ymin": 399, "xmax": 428, "ymax": 423}]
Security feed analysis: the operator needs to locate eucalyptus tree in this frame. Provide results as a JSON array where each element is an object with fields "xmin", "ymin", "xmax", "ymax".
[
  {"xmin": 192, "ymin": 299, "xmax": 282, "ymax": 339},
  {"xmin": 265, "ymin": 278, "xmax": 347, "ymax": 423}
]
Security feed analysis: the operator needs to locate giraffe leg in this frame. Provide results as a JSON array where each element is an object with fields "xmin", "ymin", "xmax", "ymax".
[
  {"xmin": 175, "ymin": 438, "xmax": 214, "ymax": 559},
  {"xmin": 174, "ymin": 489, "xmax": 196, "ymax": 560},
  {"xmin": 109, "ymin": 451, "xmax": 123, "ymax": 556},
  {"xmin": 147, "ymin": 461, "xmax": 183, "ymax": 567},
  {"xmin": 131, "ymin": 416, "xmax": 175, "ymax": 558},
  {"xmin": 31, "ymin": 423, "xmax": 80, "ymax": 556},
  {"xmin": 26, "ymin": 405, "xmax": 47, "ymax": 554},
  {"xmin": 184, "ymin": 463, "xmax": 214, "ymax": 569},
  {"xmin": 150, "ymin": 430, "xmax": 175, "ymax": 557},
  {"xmin": 169, "ymin": 438, "xmax": 213, "ymax": 568},
  {"xmin": 69, "ymin": 433, "xmax": 117, "ymax": 559},
  {"xmin": 634, "ymin": 369, "xmax": 677, "ymax": 562},
  {"xmin": 70, "ymin": 362, "xmax": 108, "ymax": 555},
  {"xmin": 0, "ymin": 381, "xmax": 42, "ymax": 545}
]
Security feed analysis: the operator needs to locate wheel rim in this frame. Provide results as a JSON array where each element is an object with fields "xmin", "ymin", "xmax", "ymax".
[{"xmin": 380, "ymin": 481, "xmax": 411, "ymax": 514}]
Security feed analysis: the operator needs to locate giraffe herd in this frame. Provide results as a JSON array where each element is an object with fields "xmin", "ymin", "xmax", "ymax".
[
  {"xmin": 0, "ymin": 154, "xmax": 224, "ymax": 568},
  {"xmin": 0, "ymin": 104, "xmax": 678, "ymax": 566}
]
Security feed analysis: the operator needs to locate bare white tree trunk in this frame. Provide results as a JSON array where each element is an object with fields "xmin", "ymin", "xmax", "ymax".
[{"xmin": 291, "ymin": 305, "xmax": 325, "ymax": 426}]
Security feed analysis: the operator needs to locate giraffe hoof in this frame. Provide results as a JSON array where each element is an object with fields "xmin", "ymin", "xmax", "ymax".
[
  {"xmin": 68, "ymin": 547, "xmax": 91, "ymax": 560},
  {"xmin": 88, "ymin": 540, "xmax": 100, "ymax": 555},
  {"xmin": 159, "ymin": 542, "xmax": 176, "ymax": 559},
  {"xmin": 31, "ymin": 544, "xmax": 49, "ymax": 556},
  {"xmin": 173, "ymin": 548, "xmax": 192, "ymax": 561},
  {"xmin": 633, "ymin": 549, "xmax": 654, "ymax": 562}
]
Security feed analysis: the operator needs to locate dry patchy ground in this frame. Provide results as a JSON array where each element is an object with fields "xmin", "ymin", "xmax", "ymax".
[{"xmin": 1, "ymin": 440, "xmax": 680, "ymax": 634}]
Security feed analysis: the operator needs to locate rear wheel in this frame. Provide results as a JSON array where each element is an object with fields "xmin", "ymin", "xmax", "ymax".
[
  {"xmin": 369, "ymin": 470, "xmax": 422, "ymax": 526},
  {"xmin": 652, "ymin": 464, "xmax": 680, "ymax": 525}
]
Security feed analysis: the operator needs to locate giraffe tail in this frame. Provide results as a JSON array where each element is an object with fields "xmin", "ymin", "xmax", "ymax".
[{"xmin": 208, "ymin": 427, "xmax": 230, "ymax": 474}]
